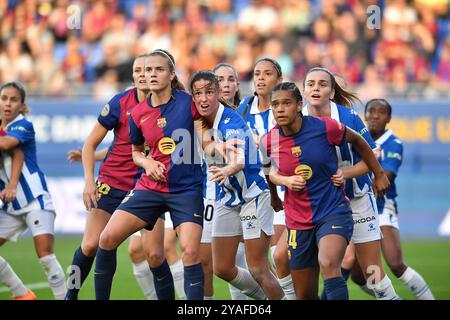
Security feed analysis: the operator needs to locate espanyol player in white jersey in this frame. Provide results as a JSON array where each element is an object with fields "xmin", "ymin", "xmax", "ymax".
[
  {"xmin": 364, "ymin": 98, "xmax": 434, "ymax": 300},
  {"xmin": 302, "ymin": 67, "xmax": 399, "ymax": 300},
  {"xmin": 0, "ymin": 82, "xmax": 66, "ymax": 300},
  {"xmin": 191, "ymin": 70, "xmax": 285, "ymax": 300},
  {"xmin": 197, "ymin": 63, "xmax": 249, "ymax": 300},
  {"xmin": 237, "ymin": 58, "xmax": 296, "ymax": 299}
]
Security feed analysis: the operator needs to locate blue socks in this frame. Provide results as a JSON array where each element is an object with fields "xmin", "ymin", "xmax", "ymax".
[
  {"xmin": 184, "ymin": 263, "xmax": 204, "ymax": 300},
  {"xmin": 320, "ymin": 267, "xmax": 351, "ymax": 300},
  {"xmin": 65, "ymin": 246, "xmax": 95, "ymax": 300},
  {"xmin": 94, "ymin": 248, "xmax": 117, "ymax": 300},
  {"xmin": 324, "ymin": 276, "xmax": 349, "ymax": 300},
  {"xmin": 150, "ymin": 260, "xmax": 175, "ymax": 300}
]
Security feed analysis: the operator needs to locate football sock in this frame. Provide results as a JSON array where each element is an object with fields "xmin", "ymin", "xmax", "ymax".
[
  {"xmin": 66, "ymin": 246, "xmax": 95, "ymax": 300},
  {"xmin": 229, "ymin": 266, "xmax": 267, "ymax": 300},
  {"xmin": 324, "ymin": 276, "xmax": 348, "ymax": 300},
  {"xmin": 150, "ymin": 259, "xmax": 175, "ymax": 300},
  {"xmin": 132, "ymin": 260, "xmax": 157, "ymax": 300},
  {"xmin": 170, "ymin": 259, "xmax": 186, "ymax": 300},
  {"xmin": 0, "ymin": 256, "xmax": 28, "ymax": 297},
  {"xmin": 398, "ymin": 267, "xmax": 435, "ymax": 300},
  {"xmin": 278, "ymin": 274, "xmax": 296, "ymax": 300},
  {"xmin": 184, "ymin": 263, "xmax": 204, "ymax": 300},
  {"xmin": 94, "ymin": 248, "xmax": 117, "ymax": 300},
  {"xmin": 39, "ymin": 254, "xmax": 67, "ymax": 300}
]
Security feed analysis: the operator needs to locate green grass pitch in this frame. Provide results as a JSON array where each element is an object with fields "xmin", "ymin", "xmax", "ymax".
[{"xmin": 1, "ymin": 236, "xmax": 449, "ymax": 300}]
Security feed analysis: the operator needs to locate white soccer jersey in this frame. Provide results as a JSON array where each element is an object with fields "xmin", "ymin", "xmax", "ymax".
[{"xmin": 0, "ymin": 114, "xmax": 54, "ymax": 215}]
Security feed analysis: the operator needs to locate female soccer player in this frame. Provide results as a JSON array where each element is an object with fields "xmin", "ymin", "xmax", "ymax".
[
  {"xmin": 65, "ymin": 54, "xmax": 173, "ymax": 300},
  {"xmin": 302, "ymin": 67, "xmax": 399, "ymax": 300},
  {"xmin": 0, "ymin": 81, "xmax": 66, "ymax": 299},
  {"xmin": 94, "ymin": 49, "xmax": 206, "ymax": 300},
  {"xmin": 194, "ymin": 63, "xmax": 248, "ymax": 300},
  {"xmin": 363, "ymin": 98, "xmax": 434, "ymax": 300},
  {"xmin": 261, "ymin": 81, "xmax": 389, "ymax": 299},
  {"xmin": 237, "ymin": 58, "xmax": 295, "ymax": 299},
  {"xmin": 191, "ymin": 70, "xmax": 285, "ymax": 300}
]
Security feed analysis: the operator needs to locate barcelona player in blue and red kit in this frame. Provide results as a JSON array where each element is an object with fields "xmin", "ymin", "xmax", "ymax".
[
  {"xmin": 66, "ymin": 54, "xmax": 171, "ymax": 300},
  {"xmin": 95, "ymin": 49, "xmax": 205, "ymax": 300},
  {"xmin": 260, "ymin": 82, "xmax": 389, "ymax": 300}
]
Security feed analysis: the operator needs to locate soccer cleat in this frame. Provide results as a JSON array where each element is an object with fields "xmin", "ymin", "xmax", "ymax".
[{"xmin": 13, "ymin": 290, "xmax": 37, "ymax": 300}]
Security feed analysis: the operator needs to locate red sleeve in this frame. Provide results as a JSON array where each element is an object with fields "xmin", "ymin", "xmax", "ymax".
[
  {"xmin": 324, "ymin": 118, "xmax": 346, "ymax": 146},
  {"xmin": 190, "ymin": 99, "xmax": 201, "ymax": 120}
]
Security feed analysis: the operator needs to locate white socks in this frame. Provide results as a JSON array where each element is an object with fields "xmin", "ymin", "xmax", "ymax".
[
  {"xmin": 0, "ymin": 256, "xmax": 28, "ymax": 297},
  {"xmin": 132, "ymin": 261, "xmax": 157, "ymax": 300},
  {"xmin": 367, "ymin": 275, "xmax": 399, "ymax": 300},
  {"xmin": 39, "ymin": 254, "xmax": 66, "ymax": 300},
  {"xmin": 229, "ymin": 266, "xmax": 267, "ymax": 300},
  {"xmin": 399, "ymin": 267, "xmax": 435, "ymax": 300},
  {"xmin": 278, "ymin": 274, "xmax": 296, "ymax": 300},
  {"xmin": 228, "ymin": 242, "xmax": 248, "ymax": 300},
  {"xmin": 359, "ymin": 284, "xmax": 376, "ymax": 297},
  {"xmin": 170, "ymin": 259, "xmax": 186, "ymax": 300}
]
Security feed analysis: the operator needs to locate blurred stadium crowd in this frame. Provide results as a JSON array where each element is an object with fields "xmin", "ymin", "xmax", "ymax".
[{"xmin": 0, "ymin": 0, "xmax": 449, "ymax": 100}]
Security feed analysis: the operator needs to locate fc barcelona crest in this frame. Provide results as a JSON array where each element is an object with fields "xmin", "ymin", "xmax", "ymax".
[
  {"xmin": 291, "ymin": 146, "xmax": 302, "ymax": 157},
  {"xmin": 157, "ymin": 117, "xmax": 167, "ymax": 128}
]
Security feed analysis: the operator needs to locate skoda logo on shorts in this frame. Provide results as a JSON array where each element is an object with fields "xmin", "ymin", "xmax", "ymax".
[
  {"xmin": 294, "ymin": 164, "xmax": 313, "ymax": 180},
  {"xmin": 158, "ymin": 137, "xmax": 176, "ymax": 155}
]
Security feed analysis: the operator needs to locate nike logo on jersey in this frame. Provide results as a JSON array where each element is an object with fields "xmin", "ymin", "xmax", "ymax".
[
  {"xmin": 126, "ymin": 111, "xmax": 131, "ymax": 116},
  {"xmin": 140, "ymin": 116, "xmax": 152, "ymax": 124},
  {"xmin": 331, "ymin": 225, "xmax": 343, "ymax": 229},
  {"xmin": 193, "ymin": 213, "xmax": 202, "ymax": 218}
]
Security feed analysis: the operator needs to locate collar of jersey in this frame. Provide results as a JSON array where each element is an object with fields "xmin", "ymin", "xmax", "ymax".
[
  {"xmin": 212, "ymin": 103, "xmax": 225, "ymax": 130},
  {"xmin": 249, "ymin": 95, "xmax": 272, "ymax": 115},
  {"xmin": 5, "ymin": 114, "xmax": 25, "ymax": 129},
  {"xmin": 146, "ymin": 90, "xmax": 176, "ymax": 108},
  {"xmin": 302, "ymin": 102, "xmax": 340, "ymax": 121},
  {"xmin": 375, "ymin": 129, "xmax": 393, "ymax": 146},
  {"xmin": 277, "ymin": 114, "xmax": 306, "ymax": 137}
]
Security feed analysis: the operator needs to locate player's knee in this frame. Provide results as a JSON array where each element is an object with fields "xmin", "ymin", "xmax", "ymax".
[
  {"xmin": 180, "ymin": 246, "xmax": 199, "ymax": 265},
  {"xmin": 98, "ymin": 231, "xmax": 118, "ymax": 250},
  {"xmin": 387, "ymin": 260, "xmax": 407, "ymax": 278},
  {"xmin": 273, "ymin": 247, "xmax": 288, "ymax": 269},
  {"xmin": 146, "ymin": 251, "xmax": 165, "ymax": 268},
  {"xmin": 128, "ymin": 245, "xmax": 144, "ymax": 263},
  {"xmin": 248, "ymin": 265, "xmax": 267, "ymax": 283},
  {"xmin": 318, "ymin": 257, "xmax": 341, "ymax": 276},
  {"xmin": 81, "ymin": 241, "xmax": 98, "ymax": 257},
  {"xmin": 213, "ymin": 263, "xmax": 233, "ymax": 281}
]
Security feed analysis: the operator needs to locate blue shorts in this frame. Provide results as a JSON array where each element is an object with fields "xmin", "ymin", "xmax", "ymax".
[
  {"xmin": 117, "ymin": 189, "xmax": 204, "ymax": 230},
  {"xmin": 287, "ymin": 212, "xmax": 353, "ymax": 270},
  {"xmin": 96, "ymin": 181, "xmax": 128, "ymax": 215}
]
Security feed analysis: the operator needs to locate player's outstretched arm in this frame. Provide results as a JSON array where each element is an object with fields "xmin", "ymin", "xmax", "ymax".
[
  {"xmin": 68, "ymin": 147, "xmax": 108, "ymax": 163},
  {"xmin": 1, "ymin": 146, "xmax": 24, "ymax": 203},
  {"xmin": 345, "ymin": 127, "xmax": 390, "ymax": 197},
  {"xmin": 81, "ymin": 122, "xmax": 108, "ymax": 210}
]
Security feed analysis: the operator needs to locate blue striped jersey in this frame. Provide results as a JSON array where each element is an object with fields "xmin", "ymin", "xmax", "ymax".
[
  {"xmin": 238, "ymin": 95, "xmax": 285, "ymax": 196},
  {"xmin": 0, "ymin": 114, "xmax": 54, "ymax": 214},
  {"xmin": 206, "ymin": 103, "xmax": 267, "ymax": 207},
  {"xmin": 374, "ymin": 129, "xmax": 403, "ymax": 214},
  {"xmin": 303, "ymin": 102, "xmax": 375, "ymax": 199}
]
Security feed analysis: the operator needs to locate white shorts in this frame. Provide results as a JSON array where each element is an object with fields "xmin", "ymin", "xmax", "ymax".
[
  {"xmin": 201, "ymin": 199, "xmax": 214, "ymax": 244},
  {"xmin": 350, "ymin": 193, "xmax": 382, "ymax": 244},
  {"xmin": 212, "ymin": 191, "xmax": 274, "ymax": 240},
  {"xmin": 273, "ymin": 210, "xmax": 285, "ymax": 226},
  {"xmin": 378, "ymin": 199, "xmax": 399, "ymax": 230},
  {"xmin": 0, "ymin": 209, "xmax": 56, "ymax": 242}
]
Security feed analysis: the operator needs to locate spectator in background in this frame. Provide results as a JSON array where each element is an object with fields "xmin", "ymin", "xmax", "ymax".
[
  {"xmin": 0, "ymin": 37, "xmax": 33, "ymax": 83},
  {"xmin": 357, "ymin": 64, "xmax": 387, "ymax": 102},
  {"xmin": 238, "ymin": 0, "xmax": 279, "ymax": 36}
]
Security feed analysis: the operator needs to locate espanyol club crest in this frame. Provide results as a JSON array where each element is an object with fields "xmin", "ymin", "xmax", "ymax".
[{"xmin": 157, "ymin": 117, "xmax": 167, "ymax": 128}]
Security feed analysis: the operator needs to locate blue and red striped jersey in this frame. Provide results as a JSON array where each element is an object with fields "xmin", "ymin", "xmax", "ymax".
[
  {"xmin": 97, "ymin": 88, "xmax": 143, "ymax": 191},
  {"xmin": 261, "ymin": 116, "xmax": 351, "ymax": 230},
  {"xmin": 129, "ymin": 89, "xmax": 203, "ymax": 195}
]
